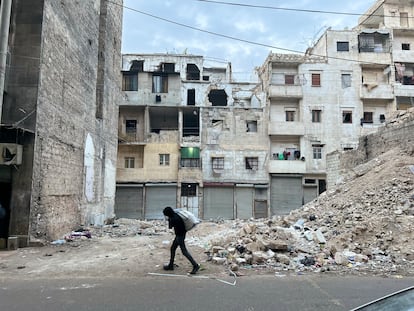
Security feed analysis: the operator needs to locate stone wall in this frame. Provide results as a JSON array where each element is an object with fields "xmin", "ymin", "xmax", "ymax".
[{"xmin": 327, "ymin": 108, "xmax": 414, "ymax": 189}]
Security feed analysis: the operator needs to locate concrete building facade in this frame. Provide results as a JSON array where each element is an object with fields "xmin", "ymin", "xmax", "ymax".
[
  {"xmin": 117, "ymin": 54, "xmax": 268, "ymax": 220},
  {"xmin": 0, "ymin": 0, "xmax": 123, "ymax": 243},
  {"xmin": 257, "ymin": 0, "xmax": 414, "ymax": 215}
]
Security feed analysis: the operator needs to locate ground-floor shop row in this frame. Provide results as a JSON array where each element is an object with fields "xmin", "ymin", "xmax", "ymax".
[{"xmin": 115, "ymin": 175, "xmax": 326, "ymax": 220}]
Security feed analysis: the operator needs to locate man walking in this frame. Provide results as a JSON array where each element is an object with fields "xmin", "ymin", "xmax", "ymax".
[{"xmin": 162, "ymin": 206, "xmax": 200, "ymax": 274}]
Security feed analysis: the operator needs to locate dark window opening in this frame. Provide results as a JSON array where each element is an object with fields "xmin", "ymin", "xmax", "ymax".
[
  {"xmin": 304, "ymin": 179, "xmax": 316, "ymax": 184},
  {"xmin": 183, "ymin": 110, "xmax": 199, "ymax": 137},
  {"xmin": 285, "ymin": 74, "xmax": 295, "ymax": 85},
  {"xmin": 203, "ymin": 76, "xmax": 209, "ymax": 81},
  {"xmin": 380, "ymin": 114, "xmax": 386, "ymax": 122},
  {"xmin": 245, "ymin": 157, "xmax": 258, "ymax": 170},
  {"xmin": 126, "ymin": 120, "xmax": 137, "ymax": 133},
  {"xmin": 130, "ymin": 60, "xmax": 144, "ymax": 72},
  {"xmin": 402, "ymin": 43, "xmax": 410, "ymax": 50},
  {"xmin": 187, "ymin": 89, "xmax": 195, "ymax": 105},
  {"xmin": 208, "ymin": 89, "xmax": 227, "ymax": 106},
  {"xmin": 186, "ymin": 64, "xmax": 200, "ymax": 80},
  {"xmin": 161, "ymin": 62, "xmax": 175, "ymax": 73},
  {"xmin": 122, "ymin": 72, "xmax": 138, "ymax": 91},
  {"xmin": 285, "ymin": 111, "xmax": 295, "ymax": 122},
  {"xmin": 181, "ymin": 183, "xmax": 197, "ymax": 196},
  {"xmin": 312, "ymin": 110, "xmax": 321, "ymax": 123},
  {"xmin": 246, "ymin": 121, "xmax": 257, "ymax": 132},
  {"xmin": 337, "ymin": 41, "xmax": 349, "ymax": 51},
  {"xmin": 363, "ymin": 112, "xmax": 373, "ymax": 123},
  {"xmin": 342, "ymin": 111, "xmax": 352, "ymax": 124},
  {"xmin": 318, "ymin": 179, "xmax": 326, "ymax": 194}
]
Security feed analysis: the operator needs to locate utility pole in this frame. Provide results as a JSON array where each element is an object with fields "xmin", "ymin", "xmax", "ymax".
[{"xmin": 0, "ymin": 0, "xmax": 12, "ymax": 121}]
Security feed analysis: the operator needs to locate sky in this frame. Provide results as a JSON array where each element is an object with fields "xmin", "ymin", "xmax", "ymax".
[{"xmin": 121, "ymin": 0, "xmax": 377, "ymax": 78}]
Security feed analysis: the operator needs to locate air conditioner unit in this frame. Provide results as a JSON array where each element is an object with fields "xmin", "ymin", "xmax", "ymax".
[{"xmin": 0, "ymin": 144, "xmax": 23, "ymax": 165}]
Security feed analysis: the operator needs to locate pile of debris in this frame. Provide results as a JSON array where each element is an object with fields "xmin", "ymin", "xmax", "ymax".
[{"xmin": 205, "ymin": 148, "xmax": 414, "ymax": 276}]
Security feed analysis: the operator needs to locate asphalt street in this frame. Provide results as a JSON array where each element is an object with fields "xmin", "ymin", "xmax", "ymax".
[{"xmin": 1, "ymin": 274, "xmax": 413, "ymax": 311}]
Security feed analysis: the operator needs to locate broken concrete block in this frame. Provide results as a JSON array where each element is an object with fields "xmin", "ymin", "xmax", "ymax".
[
  {"xmin": 212, "ymin": 257, "xmax": 226, "ymax": 265},
  {"xmin": 315, "ymin": 229, "xmax": 326, "ymax": 244}
]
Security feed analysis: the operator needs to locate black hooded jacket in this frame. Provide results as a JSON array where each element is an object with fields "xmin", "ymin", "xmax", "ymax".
[{"xmin": 163, "ymin": 206, "xmax": 186, "ymax": 236}]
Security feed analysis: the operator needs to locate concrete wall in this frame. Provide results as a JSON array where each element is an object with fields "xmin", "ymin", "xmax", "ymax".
[{"xmin": 14, "ymin": 0, "xmax": 123, "ymax": 240}]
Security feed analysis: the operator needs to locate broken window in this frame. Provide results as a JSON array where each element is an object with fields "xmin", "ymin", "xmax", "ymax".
[
  {"xmin": 187, "ymin": 89, "xmax": 195, "ymax": 105},
  {"xmin": 212, "ymin": 157, "xmax": 224, "ymax": 170},
  {"xmin": 246, "ymin": 121, "xmax": 257, "ymax": 132},
  {"xmin": 341, "ymin": 74, "xmax": 351, "ymax": 88},
  {"xmin": 186, "ymin": 64, "xmax": 200, "ymax": 80},
  {"xmin": 285, "ymin": 111, "xmax": 295, "ymax": 122},
  {"xmin": 122, "ymin": 72, "xmax": 138, "ymax": 91},
  {"xmin": 402, "ymin": 43, "xmax": 410, "ymax": 50},
  {"xmin": 312, "ymin": 145, "xmax": 323, "ymax": 159},
  {"xmin": 311, "ymin": 73, "xmax": 321, "ymax": 86},
  {"xmin": 337, "ymin": 41, "xmax": 349, "ymax": 51},
  {"xmin": 245, "ymin": 157, "xmax": 258, "ymax": 170},
  {"xmin": 208, "ymin": 89, "xmax": 227, "ymax": 106},
  {"xmin": 130, "ymin": 60, "xmax": 144, "ymax": 72},
  {"xmin": 181, "ymin": 183, "xmax": 197, "ymax": 197},
  {"xmin": 124, "ymin": 157, "xmax": 135, "ymax": 168},
  {"xmin": 312, "ymin": 110, "xmax": 321, "ymax": 123},
  {"xmin": 159, "ymin": 154, "xmax": 170, "ymax": 166},
  {"xmin": 342, "ymin": 111, "xmax": 352, "ymax": 124},
  {"xmin": 358, "ymin": 32, "xmax": 390, "ymax": 53},
  {"xmin": 152, "ymin": 74, "xmax": 168, "ymax": 93}
]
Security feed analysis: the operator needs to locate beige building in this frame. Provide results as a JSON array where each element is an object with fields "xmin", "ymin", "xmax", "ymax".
[{"xmin": 117, "ymin": 54, "xmax": 268, "ymax": 220}]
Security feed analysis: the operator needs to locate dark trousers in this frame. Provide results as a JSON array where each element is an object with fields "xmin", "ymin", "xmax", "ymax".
[{"xmin": 169, "ymin": 235, "xmax": 197, "ymax": 267}]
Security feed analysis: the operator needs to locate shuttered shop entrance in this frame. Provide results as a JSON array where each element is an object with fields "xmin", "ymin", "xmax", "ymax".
[
  {"xmin": 115, "ymin": 185, "xmax": 143, "ymax": 219},
  {"xmin": 145, "ymin": 185, "xmax": 177, "ymax": 220},
  {"xmin": 203, "ymin": 186, "xmax": 234, "ymax": 220},
  {"xmin": 270, "ymin": 176, "xmax": 302, "ymax": 216},
  {"xmin": 235, "ymin": 186, "xmax": 253, "ymax": 219},
  {"xmin": 304, "ymin": 186, "xmax": 318, "ymax": 205}
]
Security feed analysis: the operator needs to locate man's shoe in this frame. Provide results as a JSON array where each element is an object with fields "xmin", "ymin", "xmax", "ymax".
[
  {"xmin": 190, "ymin": 264, "xmax": 200, "ymax": 275},
  {"xmin": 163, "ymin": 264, "xmax": 174, "ymax": 271}
]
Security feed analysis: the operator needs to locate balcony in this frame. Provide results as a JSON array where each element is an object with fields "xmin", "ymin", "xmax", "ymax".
[
  {"xmin": 394, "ymin": 82, "xmax": 414, "ymax": 97},
  {"xmin": 393, "ymin": 50, "xmax": 414, "ymax": 63},
  {"xmin": 269, "ymin": 121, "xmax": 305, "ymax": 136},
  {"xmin": 268, "ymin": 84, "xmax": 302, "ymax": 98},
  {"xmin": 268, "ymin": 159, "xmax": 306, "ymax": 174},
  {"xmin": 360, "ymin": 84, "xmax": 394, "ymax": 99}
]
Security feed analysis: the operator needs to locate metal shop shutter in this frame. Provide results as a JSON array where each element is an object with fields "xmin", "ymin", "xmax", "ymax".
[
  {"xmin": 115, "ymin": 186, "xmax": 143, "ymax": 219},
  {"xmin": 145, "ymin": 185, "xmax": 177, "ymax": 220},
  {"xmin": 235, "ymin": 186, "xmax": 253, "ymax": 219},
  {"xmin": 303, "ymin": 186, "xmax": 318, "ymax": 205},
  {"xmin": 270, "ymin": 176, "xmax": 303, "ymax": 216},
  {"xmin": 203, "ymin": 187, "xmax": 233, "ymax": 220}
]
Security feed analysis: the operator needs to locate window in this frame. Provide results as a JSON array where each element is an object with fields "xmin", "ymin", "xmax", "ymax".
[
  {"xmin": 125, "ymin": 157, "xmax": 135, "ymax": 168},
  {"xmin": 337, "ymin": 41, "xmax": 349, "ymax": 51},
  {"xmin": 246, "ymin": 121, "xmax": 257, "ymax": 132},
  {"xmin": 342, "ymin": 111, "xmax": 353, "ymax": 124},
  {"xmin": 312, "ymin": 110, "xmax": 321, "ymax": 123},
  {"xmin": 208, "ymin": 89, "xmax": 227, "ymax": 106},
  {"xmin": 402, "ymin": 43, "xmax": 410, "ymax": 50},
  {"xmin": 312, "ymin": 145, "xmax": 323, "ymax": 159},
  {"xmin": 212, "ymin": 157, "xmax": 224, "ymax": 170},
  {"xmin": 311, "ymin": 73, "xmax": 321, "ymax": 86},
  {"xmin": 126, "ymin": 120, "xmax": 137, "ymax": 133},
  {"xmin": 400, "ymin": 12, "xmax": 409, "ymax": 27},
  {"xmin": 285, "ymin": 110, "xmax": 295, "ymax": 122},
  {"xmin": 186, "ymin": 64, "xmax": 200, "ymax": 80},
  {"xmin": 159, "ymin": 154, "xmax": 170, "ymax": 166},
  {"xmin": 187, "ymin": 89, "xmax": 195, "ymax": 105},
  {"xmin": 341, "ymin": 74, "xmax": 351, "ymax": 88},
  {"xmin": 363, "ymin": 112, "xmax": 373, "ymax": 123},
  {"xmin": 161, "ymin": 62, "xmax": 175, "ymax": 73},
  {"xmin": 285, "ymin": 74, "xmax": 295, "ymax": 85},
  {"xmin": 245, "ymin": 157, "xmax": 258, "ymax": 170},
  {"xmin": 181, "ymin": 183, "xmax": 197, "ymax": 196},
  {"xmin": 152, "ymin": 74, "xmax": 168, "ymax": 93},
  {"xmin": 122, "ymin": 72, "xmax": 138, "ymax": 91}
]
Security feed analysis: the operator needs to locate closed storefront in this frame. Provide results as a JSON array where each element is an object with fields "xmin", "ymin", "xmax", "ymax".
[
  {"xmin": 303, "ymin": 185, "xmax": 318, "ymax": 205},
  {"xmin": 203, "ymin": 185, "xmax": 234, "ymax": 220},
  {"xmin": 115, "ymin": 185, "xmax": 144, "ymax": 219},
  {"xmin": 145, "ymin": 184, "xmax": 177, "ymax": 219},
  {"xmin": 235, "ymin": 185, "xmax": 253, "ymax": 219},
  {"xmin": 270, "ymin": 176, "xmax": 302, "ymax": 215}
]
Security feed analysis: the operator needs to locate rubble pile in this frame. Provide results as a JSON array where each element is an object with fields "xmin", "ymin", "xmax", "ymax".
[{"xmin": 205, "ymin": 148, "xmax": 414, "ymax": 276}]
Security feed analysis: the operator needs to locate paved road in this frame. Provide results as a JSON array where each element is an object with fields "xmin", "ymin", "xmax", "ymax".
[{"xmin": 0, "ymin": 274, "xmax": 413, "ymax": 311}]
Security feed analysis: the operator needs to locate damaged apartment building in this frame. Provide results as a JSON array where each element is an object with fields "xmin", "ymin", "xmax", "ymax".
[
  {"xmin": 117, "ymin": 54, "xmax": 268, "ymax": 220},
  {"xmin": 258, "ymin": 0, "xmax": 414, "ymax": 214},
  {"xmin": 0, "ymin": 0, "xmax": 123, "ymax": 244}
]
